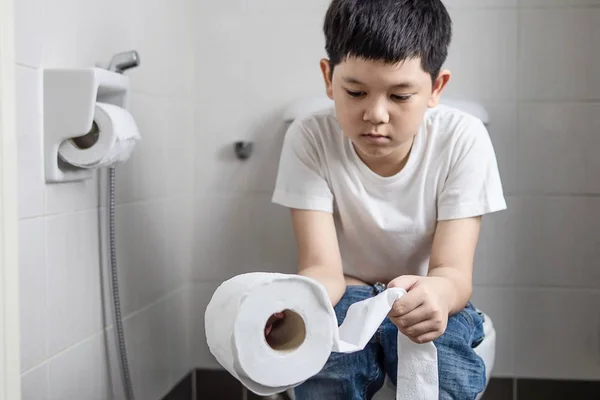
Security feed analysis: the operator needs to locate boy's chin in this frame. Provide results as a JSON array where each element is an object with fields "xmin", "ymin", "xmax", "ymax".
[{"xmin": 352, "ymin": 142, "xmax": 397, "ymax": 159}]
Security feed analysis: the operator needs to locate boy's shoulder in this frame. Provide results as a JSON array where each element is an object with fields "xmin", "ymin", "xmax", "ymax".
[
  {"xmin": 288, "ymin": 105, "xmax": 339, "ymax": 137},
  {"xmin": 283, "ymin": 105, "xmax": 341, "ymax": 153},
  {"xmin": 423, "ymin": 103, "xmax": 488, "ymax": 140}
]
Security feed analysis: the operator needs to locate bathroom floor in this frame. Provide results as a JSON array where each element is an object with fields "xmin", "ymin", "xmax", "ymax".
[{"xmin": 163, "ymin": 370, "xmax": 600, "ymax": 400}]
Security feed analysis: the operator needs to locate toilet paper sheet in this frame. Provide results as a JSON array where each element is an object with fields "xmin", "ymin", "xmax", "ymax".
[{"xmin": 204, "ymin": 272, "xmax": 438, "ymax": 399}]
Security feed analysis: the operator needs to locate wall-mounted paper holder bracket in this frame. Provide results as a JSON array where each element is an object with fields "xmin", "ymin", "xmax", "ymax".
[{"xmin": 43, "ymin": 67, "xmax": 130, "ymax": 183}]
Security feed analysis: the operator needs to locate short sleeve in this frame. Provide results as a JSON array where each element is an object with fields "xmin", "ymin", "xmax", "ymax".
[
  {"xmin": 437, "ymin": 119, "xmax": 507, "ymax": 220},
  {"xmin": 271, "ymin": 119, "xmax": 334, "ymax": 213}
]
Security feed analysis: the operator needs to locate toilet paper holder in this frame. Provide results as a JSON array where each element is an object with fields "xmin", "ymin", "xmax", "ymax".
[{"xmin": 43, "ymin": 67, "xmax": 131, "ymax": 183}]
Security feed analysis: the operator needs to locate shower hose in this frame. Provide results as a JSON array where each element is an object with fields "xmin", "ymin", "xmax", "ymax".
[{"xmin": 109, "ymin": 167, "xmax": 136, "ymax": 400}]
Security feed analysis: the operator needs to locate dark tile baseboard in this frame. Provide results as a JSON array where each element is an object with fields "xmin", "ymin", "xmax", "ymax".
[
  {"xmin": 162, "ymin": 372, "xmax": 193, "ymax": 400},
  {"xmin": 162, "ymin": 369, "xmax": 600, "ymax": 400}
]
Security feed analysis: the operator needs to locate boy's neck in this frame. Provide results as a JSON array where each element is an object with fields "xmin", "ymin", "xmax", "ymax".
[{"xmin": 355, "ymin": 138, "xmax": 415, "ymax": 178}]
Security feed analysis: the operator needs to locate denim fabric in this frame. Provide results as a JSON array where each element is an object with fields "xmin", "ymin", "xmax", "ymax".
[{"xmin": 294, "ymin": 284, "xmax": 486, "ymax": 400}]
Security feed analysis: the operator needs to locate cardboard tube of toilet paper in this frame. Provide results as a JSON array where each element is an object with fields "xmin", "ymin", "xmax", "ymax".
[{"xmin": 204, "ymin": 272, "xmax": 438, "ymax": 399}]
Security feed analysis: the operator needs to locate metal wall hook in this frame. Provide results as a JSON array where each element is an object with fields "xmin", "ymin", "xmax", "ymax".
[{"xmin": 234, "ymin": 141, "xmax": 253, "ymax": 160}]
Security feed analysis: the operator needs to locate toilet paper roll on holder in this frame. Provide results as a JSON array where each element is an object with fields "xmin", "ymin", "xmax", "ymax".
[{"xmin": 43, "ymin": 67, "xmax": 131, "ymax": 183}]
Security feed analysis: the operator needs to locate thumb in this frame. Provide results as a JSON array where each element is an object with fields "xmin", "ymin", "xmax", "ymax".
[{"xmin": 387, "ymin": 275, "xmax": 421, "ymax": 291}]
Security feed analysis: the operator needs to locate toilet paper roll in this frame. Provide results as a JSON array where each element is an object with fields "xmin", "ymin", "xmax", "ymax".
[
  {"xmin": 58, "ymin": 102, "xmax": 141, "ymax": 168},
  {"xmin": 204, "ymin": 272, "xmax": 438, "ymax": 399}
]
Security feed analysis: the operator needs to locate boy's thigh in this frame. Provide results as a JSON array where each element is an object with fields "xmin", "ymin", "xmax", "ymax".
[
  {"xmin": 379, "ymin": 302, "xmax": 486, "ymax": 400},
  {"xmin": 435, "ymin": 303, "xmax": 487, "ymax": 399},
  {"xmin": 294, "ymin": 285, "xmax": 385, "ymax": 400},
  {"xmin": 293, "ymin": 346, "xmax": 385, "ymax": 400}
]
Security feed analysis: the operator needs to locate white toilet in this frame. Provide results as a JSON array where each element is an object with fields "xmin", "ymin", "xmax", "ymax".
[{"xmin": 282, "ymin": 97, "xmax": 496, "ymax": 399}]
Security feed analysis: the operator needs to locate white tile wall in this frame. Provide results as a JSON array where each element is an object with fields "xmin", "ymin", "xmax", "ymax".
[
  {"xmin": 116, "ymin": 94, "xmax": 168, "ymax": 204},
  {"xmin": 473, "ymin": 197, "xmax": 519, "ymax": 286},
  {"xmin": 244, "ymin": 195, "xmax": 298, "ymax": 273},
  {"xmin": 513, "ymin": 288, "xmax": 600, "ymax": 380},
  {"xmin": 15, "ymin": 0, "xmax": 43, "ymax": 67},
  {"xmin": 471, "ymin": 286, "xmax": 516, "ymax": 377},
  {"xmin": 245, "ymin": 0, "xmax": 330, "ymax": 15},
  {"xmin": 483, "ymin": 102, "xmax": 519, "ymax": 194},
  {"xmin": 189, "ymin": 281, "xmax": 221, "ymax": 370},
  {"xmin": 518, "ymin": 103, "xmax": 600, "ymax": 194},
  {"xmin": 165, "ymin": 286, "xmax": 193, "ymax": 382},
  {"xmin": 105, "ymin": 328, "xmax": 127, "ymax": 400},
  {"xmin": 443, "ymin": 9, "xmax": 519, "ymax": 101},
  {"xmin": 516, "ymin": 197, "xmax": 600, "ymax": 288},
  {"xmin": 115, "ymin": 200, "xmax": 168, "ymax": 315},
  {"xmin": 519, "ymin": 8, "xmax": 600, "ymax": 101},
  {"xmin": 193, "ymin": 7, "xmax": 326, "ymax": 196},
  {"xmin": 129, "ymin": 0, "xmax": 194, "ymax": 99},
  {"xmin": 165, "ymin": 197, "xmax": 194, "ymax": 291},
  {"xmin": 193, "ymin": 193, "xmax": 298, "ymax": 281},
  {"xmin": 16, "ymin": 65, "xmax": 44, "ymax": 219},
  {"xmin": 194, "ymin": 0, "xmax": 246, "ymax": 17},
  {"xmin": 521, "ymin": 0, "xmax": 600, "ymax": 7},
  {"xmin": 19, "ymin": 218, "xmax": 47, "ymax": 371},
  {"xmin": 17, "ymin": 0, "xmax": 196, "ymax": 397},
  {"xmin": 45, "ymin": 210, "xmax": 103, "ymax": 355},
  {"xmin": 193, "ymin": 196, "xmax": 250, "ymax": 281},
  {"xmin": 443, "ymin": 0, "xmax": 518, "ymax": 7},
  {"xmin": 125, "ymin": 299, "xmax": 171, "ymax": 400},
  {"xmin": 41, "ymin": 0, "xmax": 135, "ymax": 69},
  {"xmin": 164, "ymin": 102, "xmax": 195, "ymax": 196},
  {"xmin": 22, "ymin": 364, "xmax": 49, "ymax": 400},
  {"xmin": 47, "ymin": 333, "xmax": 112, "ymax": 400},
  {"xmin": 44, "ymin": 175, "xmax": 101, "ymax": 216}
]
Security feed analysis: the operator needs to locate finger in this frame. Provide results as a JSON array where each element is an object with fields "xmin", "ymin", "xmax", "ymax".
[
  {"xmin": 400, "ymin": 320, "xmax": 440, "ymax": 340},
  {"xmin": 264, "ymin": 313, "xmax": 285, "ymax": 337},
  {"xmin": 266, "ymin": 312, "xmax": 285, "ymax": 325},
  {"xmin": 394, "ymin": 305, "xmax": 431, "ymax": 328},
  {"xmin": 387, "ymin": 275, "xmax": 421, "ymax": 291},
  {"xmin": 415, "ymin": 331, "xmax": 443, "ymax": 344},
  {"xmin": 390, "ymin": 289, "xmax": 424, "ymax": 317}
]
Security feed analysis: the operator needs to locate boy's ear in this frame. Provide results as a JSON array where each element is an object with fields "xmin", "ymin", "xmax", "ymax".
[
  {"xmin": 428, "ymin": 69, "xmax": 451, "ymax": 108},
  {"xmin": 320, "ymin": 58, "xmax": 334, "ymax": 100}
]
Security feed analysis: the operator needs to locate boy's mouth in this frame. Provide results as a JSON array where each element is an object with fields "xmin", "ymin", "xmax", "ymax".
[{"xmin": 361, "ymin": 133, "xmax": 391, "ymax": 143}]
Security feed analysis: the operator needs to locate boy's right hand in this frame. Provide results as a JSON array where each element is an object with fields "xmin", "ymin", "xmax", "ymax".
[{"xmin": 264, "ymin": 312, "xmax": 285, "ymax": 338}]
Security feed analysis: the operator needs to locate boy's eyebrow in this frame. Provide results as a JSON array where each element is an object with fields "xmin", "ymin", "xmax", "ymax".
[{"xmin": 342, "ymin": 77, "xmax": 417, "ymax": 89}]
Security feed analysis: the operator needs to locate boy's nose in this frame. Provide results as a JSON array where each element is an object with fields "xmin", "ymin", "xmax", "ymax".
[{"xmin": 363, "ymin": 98, "xmax": 390, "ymax": 125}]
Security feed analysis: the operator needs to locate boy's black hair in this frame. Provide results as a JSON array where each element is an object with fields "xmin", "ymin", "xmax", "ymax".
[{"xmin": 323, "ymin": 0, "xmax": 452, "ymax": 82}]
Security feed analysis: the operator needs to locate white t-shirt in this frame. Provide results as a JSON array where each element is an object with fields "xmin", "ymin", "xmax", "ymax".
[{"xmin": 271, "ymin": 104, "xmax": 507, "ymax": 284}]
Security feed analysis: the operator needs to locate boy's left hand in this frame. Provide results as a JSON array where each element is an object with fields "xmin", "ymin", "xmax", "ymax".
[{"xmin": 387, "ymin": 275, "xmax": 452, "ymax": 344}]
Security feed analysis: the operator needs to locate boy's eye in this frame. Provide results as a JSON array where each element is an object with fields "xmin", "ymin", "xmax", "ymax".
[
  {"xmin": 391, "ymin": 94, "xmax": 412, "ymax": 101},
  {"xmin": 346, "ymin": 90, "xmax": 365, "ymax": 98}
]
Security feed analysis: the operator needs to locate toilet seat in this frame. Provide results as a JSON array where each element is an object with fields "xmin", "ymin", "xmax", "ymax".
[{"xmin": 474, "ymin": 310, "xmax": 496, "ymax": 400}]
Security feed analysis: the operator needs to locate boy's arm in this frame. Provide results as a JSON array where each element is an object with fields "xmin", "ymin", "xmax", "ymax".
[
  {"xmin": 427, "ymin": 216, "xmax": 481, "ymax": 314},
  {"xmin": 387, "ymin": 216, "xmax": 481, "ymax": 343},
  {"xmin": 291, "ymin": 208, "xmax": 346, "ymax": 307}
]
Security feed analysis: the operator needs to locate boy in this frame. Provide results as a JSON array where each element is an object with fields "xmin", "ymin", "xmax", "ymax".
[{"xmin": 268, "ymin": 0, "xmax": 506, "ymax": 399}]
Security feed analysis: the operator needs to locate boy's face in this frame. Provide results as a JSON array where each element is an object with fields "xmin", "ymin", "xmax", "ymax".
[{"xmin": 320, "ymin": 56, "xmax": 450, "ymax": 167}]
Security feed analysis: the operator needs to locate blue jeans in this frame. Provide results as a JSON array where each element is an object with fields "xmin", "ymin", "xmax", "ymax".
[{"xmin": 294, "ymin": 284, "xmax": 486, "ymax": 400}]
